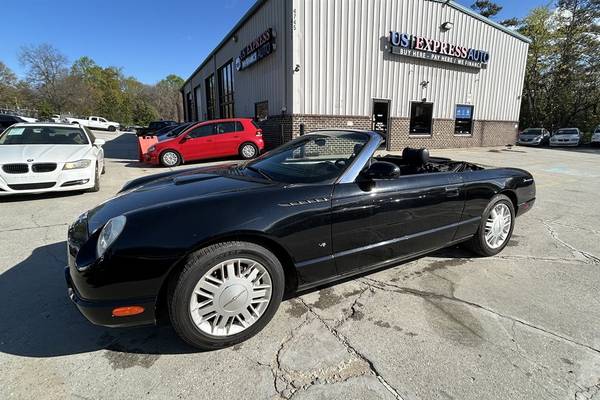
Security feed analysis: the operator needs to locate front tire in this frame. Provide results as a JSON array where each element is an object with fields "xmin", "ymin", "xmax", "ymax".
[
  {"xmin": 86, "ymin": 165, "xmax": 100, "ymax": 193},
  {"xmin": 108, "ymin": 125, "xmax": 117, "ymax": 132},
  {"xmin": 168, "ymin": 241, "xmax": 285, "ymax": 350},
  {"xmin": 160, "ymin": 150, "xmax": 181, "ymax": 167},
  {"xmin": 465, "ymin": 194, "xmax": 515, "ymax": 256}
]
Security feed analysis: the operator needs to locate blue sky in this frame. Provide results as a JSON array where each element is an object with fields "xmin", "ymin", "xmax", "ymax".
[{"xmin": 0, "ymin": 0, "xmax": 549, "ymax": 84}]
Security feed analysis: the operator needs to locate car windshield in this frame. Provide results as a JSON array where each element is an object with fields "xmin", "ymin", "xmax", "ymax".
[
  {"xmin": 522, "ymin": 129, "xmax": 542, "ymax": 135},
  {"xmin": 557, "ymin": 129, "xmax": 578, "ymax": 135},
  {"xmin": 164, "ymin": 123, "xmax": 192, "ymax": 137},
  {"xmin": 0, "ymin": 126, "xmax": 89, "ymax": 145},
  {"xmin": 243, "ymin": 131, "xmax": 370, "ymax": 184}
]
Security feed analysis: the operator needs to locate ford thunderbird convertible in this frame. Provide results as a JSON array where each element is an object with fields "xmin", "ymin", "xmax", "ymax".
[{"xmin": 66, "ymin": 130, "xmax": 535, "ymax": 349}]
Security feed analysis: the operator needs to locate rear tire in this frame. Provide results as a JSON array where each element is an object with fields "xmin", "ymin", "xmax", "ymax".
[
  {"xmin": 168, "ymin": 241, "xmax": 285, "ymax": 350},
  {"xmin": 465, "ymin": 194, "xmax": 515, "ymax": 257},
  {"xmin": 239, "ymin": 142, "xmax": 259, "ymax": 160},
  {"xmin": 160, "ymin": 150, "xmax": 181, "ymax": 167}
]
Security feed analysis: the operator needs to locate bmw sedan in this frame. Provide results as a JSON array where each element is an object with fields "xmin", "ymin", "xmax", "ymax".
[
  {"xmin": 66, "ymin": 129, "xmax": 536, "ymax": 350},
  {"xmin": 550, "ymin": 128, "xmax": 582, "ymax": 147},
  {"xmin": 0, "ymin": 123, "xmax": 105, "ymax": 195}
]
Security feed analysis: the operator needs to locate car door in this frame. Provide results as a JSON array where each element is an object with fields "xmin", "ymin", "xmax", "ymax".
[
  {"xmin": 213, "ymin": 121, "xmax": 243, "ymax": 156},
  {"xmin": 98, "ymin": 118, "xmax": 108, "ymax": 130},
  {"xmin": 331, "ymin": 172, "xmax": 464, "ymax": 275},
  {"xmin": 178, "ymin": 123, "xmax": 215, "ymax": 161}
]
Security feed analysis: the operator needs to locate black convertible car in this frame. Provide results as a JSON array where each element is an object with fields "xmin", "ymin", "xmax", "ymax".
[{"xmin": 66, "ymin": 130, "xmax": 535, "ymax": 349}]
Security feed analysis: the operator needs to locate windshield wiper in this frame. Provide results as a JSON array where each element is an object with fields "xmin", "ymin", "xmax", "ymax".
[{"xmin": 245, "ymin": 165, "xmax": 273, "ymax": 181}]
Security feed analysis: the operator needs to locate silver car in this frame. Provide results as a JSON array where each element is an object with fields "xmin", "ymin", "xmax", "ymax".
[
  {"xmin": 517, "ymin": 128, "xmax": 550, "ymax": 146},
  {"xmin": 591, "ymin": 126, "xmax": 600, "ymax": 147},
  {"xmin": 550, "ymin": 128, "xmax": 582, "ymax": 147}
]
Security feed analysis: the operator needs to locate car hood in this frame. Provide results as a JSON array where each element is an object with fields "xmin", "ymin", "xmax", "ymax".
[
  {"xmin": 519, "ymin": 134, "xmax": 541, "ymax": 138},
  {"xmin": 0, "ymin": 144, "xmax": 91, "ymax": 164},
  {"xmin": 86, "ymin": 164, "xmax": 274, "ymax": 233}
]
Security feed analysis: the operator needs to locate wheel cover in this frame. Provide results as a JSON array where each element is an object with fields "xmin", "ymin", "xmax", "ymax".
[
  {"xmin": 484, "ymin": 203, "xmax": 512, "ymax": 249},
  {"xmin": 162, "ymin": 152, "xmax": 178, "ymax": 166},
  {"xmin": 189, "ymin": 258, "xmax": 272, "ymax": 337},
  {"xmin": 242, "ymin": 145, "xmax": 256, "ymax": 158}
]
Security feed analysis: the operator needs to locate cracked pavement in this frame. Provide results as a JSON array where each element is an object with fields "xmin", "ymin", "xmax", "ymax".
[{"xmin": 1, "ymin": 132, "xmax": 599, "ymax": 399}]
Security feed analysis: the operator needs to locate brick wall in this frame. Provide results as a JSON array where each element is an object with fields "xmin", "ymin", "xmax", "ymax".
[
  {"xmin": 257, "ymin": 114, "xmax": 518, "ymax": 151},
  {"xmin": 292, "ymin": 114, "xmax": 372, "ymax": 138}
]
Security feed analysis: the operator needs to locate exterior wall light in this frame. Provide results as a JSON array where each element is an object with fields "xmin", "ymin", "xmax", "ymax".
[{"xmin": 441, "ymin": 22, "xmax": 454, "ymax": 31}]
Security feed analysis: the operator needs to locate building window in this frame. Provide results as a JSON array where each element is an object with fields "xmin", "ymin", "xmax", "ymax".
[
  {"xmin": 255, "ymin": 101, "xmax": 269, "ymax": 121},
  {"xmin": 205, "ymin": 75, "xmax": 216, "ymax": 120},
  {"xmin": 194, "ymin": 85, "xmax": 203, "ymax": 121},
  {"xmin": 218, "ymin": 60, "xmax": 235, "ymax": 118},
  {"xmin": 454, "ymin": 105, "xmax": 474, "ymax": 135},
  {"xmin": 186, "ymin": 92, "xmax": 193, "ymax": 122},
  {"xmin": 409, "ymin": 102, "xmax": 433, "ymax": 136}
]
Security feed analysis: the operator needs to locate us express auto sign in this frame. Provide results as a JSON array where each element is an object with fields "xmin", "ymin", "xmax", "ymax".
[{"xmin": 388, "ymin": 31, "xmax": 490, "ymax": 69}]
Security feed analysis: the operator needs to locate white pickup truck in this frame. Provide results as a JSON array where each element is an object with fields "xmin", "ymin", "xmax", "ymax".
[{"xmin": 66, "ymin": 116, "xmax": 120, "ymax": 132}]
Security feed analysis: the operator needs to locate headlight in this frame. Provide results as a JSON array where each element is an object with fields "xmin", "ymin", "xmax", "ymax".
[
  {"xmin": 63, "ymin": 159, "xmax": 92, "ymax": 170},
  {"xmin": 147, "ymin": 146, "xmax": 156, "ymax": 153},
  {"xmin": 96, "ymin": 215, "xmax": 127, "ymax": 258}
]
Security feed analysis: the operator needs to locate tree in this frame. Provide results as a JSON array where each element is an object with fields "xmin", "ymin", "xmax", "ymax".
[
  {"xmin": 18, "ymin": 44, "xmax": 69, "ymax": 112},
  {"xmin": 151, "ymin": 74, "xmax": 184, "ymax": 121},
  {"xmin": 500, "ymin": 17, "xmax": 520, "ymax": 27},
  {"xmin": 0, "ymin": 61, "xmax": 18, "ymax": 106},
  {"xmin": 471, "ymin": 0, "xmax": 503, "ymax": 18}
]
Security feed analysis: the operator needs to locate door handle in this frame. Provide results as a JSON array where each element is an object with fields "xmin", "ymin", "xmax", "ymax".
[{"xmin": 445, "ymin": 186, "xmax": 460, "ymax": 197}]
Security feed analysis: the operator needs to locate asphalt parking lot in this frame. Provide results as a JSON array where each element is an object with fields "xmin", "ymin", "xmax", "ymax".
[{"xmin": 1, "ymin": 131, "xmax": 599, "ymax": 400}]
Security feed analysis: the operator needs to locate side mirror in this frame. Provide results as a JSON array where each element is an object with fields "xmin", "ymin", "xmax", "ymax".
[
  {"xmin": 94, "ymin": 139, "xmax": 105, "ymax": 146},
  {"xmin": 180, "ymin": 135, "xmax": 188, "ymax": 143},
  {"xmin": 363, "ymin": 161, "xmax": 401, "ymax": 180}
]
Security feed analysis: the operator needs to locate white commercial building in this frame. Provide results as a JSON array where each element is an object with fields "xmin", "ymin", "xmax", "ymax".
[{"xmin": 182, "ymin": 0, "xmax": 530, "ymax": 150}]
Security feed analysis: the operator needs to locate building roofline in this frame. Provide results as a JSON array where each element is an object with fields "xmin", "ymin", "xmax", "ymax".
[
  {"xmin": 181, "ymin": 0, "xmax": 270, "ymax": 90},
  {"xmin": 181, "ymin": 0, "xmax": 531, "ymax": 91},
  {"xmin": 430, "ymin": 0, "xmax": 532, "ymax": 44}
]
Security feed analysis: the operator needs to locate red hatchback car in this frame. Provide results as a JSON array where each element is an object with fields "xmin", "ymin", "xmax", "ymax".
[{"xmin": 145, "ymin": 118, "xmax": 265, "ymax": 167}]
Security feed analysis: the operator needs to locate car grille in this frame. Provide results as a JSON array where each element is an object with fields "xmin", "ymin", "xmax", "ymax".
[
  {"xmin": 8, "ymin": 182, "xmax": 55, "ymax": 191},
  {"xmin": 2, "ymin": 164, "xmax": 29, "ymax": 174},
  {"xmin": 32, "ymin": 163, "xmax": 57, "ymax": 173}
]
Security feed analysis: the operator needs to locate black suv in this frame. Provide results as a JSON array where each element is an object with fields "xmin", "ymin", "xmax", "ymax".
[
  {"xmin": 0, "ymin": 115, "xmax": 27, "ymax": 133},
  {"xmin": 136, "ymin": 120, "xmax": 178, "ymax": 137}
]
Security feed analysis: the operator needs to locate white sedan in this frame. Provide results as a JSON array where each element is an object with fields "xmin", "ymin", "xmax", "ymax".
[{"xmin": 0, "ymin": 123, "xmax": 105, "ymax": 195}]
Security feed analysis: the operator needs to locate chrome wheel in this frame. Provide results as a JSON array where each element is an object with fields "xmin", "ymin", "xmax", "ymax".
[
  {"xmin": 162, "ymin": 151, "xmax": 179, "ymax": 166},
  {"xmin": 189, "ymin": 258, "xmax": 272, "ymax": 337},
  {"xmin": 241, "ymin": 144, "xmax": 256, "ymax": 159},
  {"xmin": 484, "ymin": 203, "xmax": 512, "ymax": 249}
]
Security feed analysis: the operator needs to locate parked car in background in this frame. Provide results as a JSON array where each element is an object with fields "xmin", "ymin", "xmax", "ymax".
[
  {"xmin": 517, "ymin": 128, "xmax": 550, "ymax": 146},
  {"xmin": 66, "ymin": 130, "xmax": 536, "ymax": 349},
  {"xmin": 0, "ymin": 123, "xmax": 105, "ymax": 195},
  {"xmin": 135, "ymin": 120, "xmax": 178, "ymax": 137},
  {"xmin": 17, "ymin": 115, "xmax": 38, "ymax": 123},
  {"xmin": 0, "ymin": 114, "xmax": 28, "ymax": 133},
  {"xmin": 591, "ymin": 126, "xmax": 600, "ymax": 147},
  {"xmin": 550, "ymin": 128, "xmax": 582, "ymax": 147},
  {"xmin": 67, "ymin": 116, "xmax": 120, "ymax": 132},
  {"xmin": 144, "ymin": 118, "xmax": 264, "ymax": 167},
  {"xmin": 156, "ymin": 122, "xmax": 194, "ymax": 141}
]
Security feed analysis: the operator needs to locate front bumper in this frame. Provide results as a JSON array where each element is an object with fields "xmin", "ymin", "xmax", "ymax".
[
  {"xmin": 0, "ymin": 166, "xmax": 95, "ymax": 195},
  {"xmin": 65, "ymin": 266, "xmax": 156, "ymax": 327},
  {"xmin": 550, "ymin": 140, "xmax": 579, "ymax": 147},
  {"xmin": 517, "ymin": 138, "xmax": 542, "ymax": 146}
]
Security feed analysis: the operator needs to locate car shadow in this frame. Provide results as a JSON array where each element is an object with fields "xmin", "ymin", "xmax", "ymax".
[
  {"xmin": 101, "ymin": 132, "xmax": 139, "ymax": 161},
  {"xmin": 0, "ymin": 241, "xmax": 197, "ymax": 358},
  {"xmin": 544, "ymin": 144, "xmax": 600, "ymax": 156},
  {"xmin": 0, "ymin": 191, "xmax": 84, "ymax": 203},
  {"xmin": 0, "ymin": 241, "xmax": 476, "ymax": 358}
]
